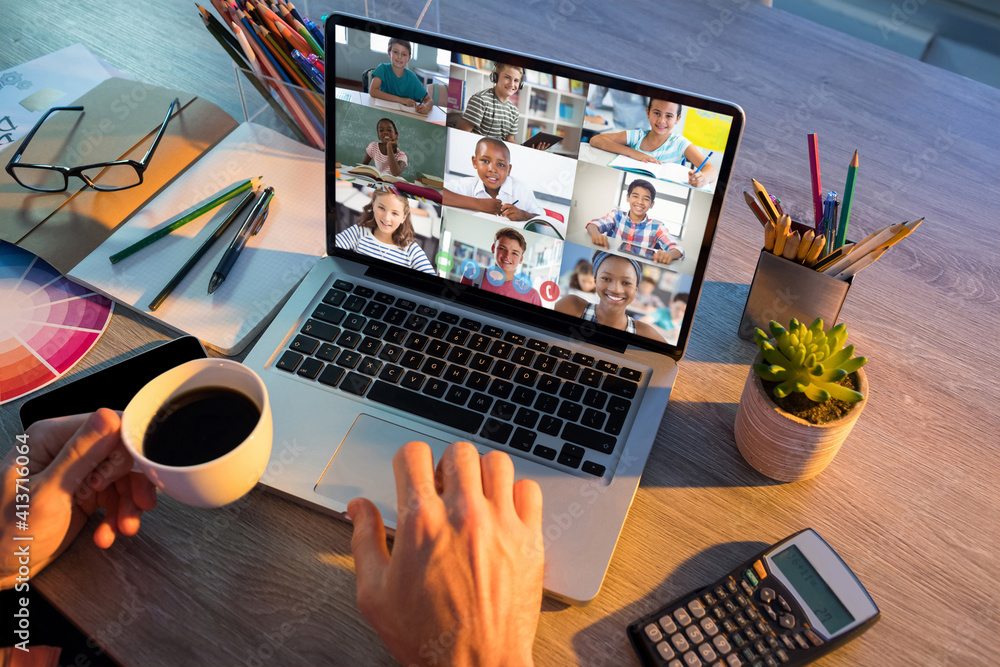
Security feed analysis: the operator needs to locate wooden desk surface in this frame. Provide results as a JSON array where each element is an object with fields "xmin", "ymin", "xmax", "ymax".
[{"xmin": 3, "ymin": 1, "xmax": 998, "ymax": 665}]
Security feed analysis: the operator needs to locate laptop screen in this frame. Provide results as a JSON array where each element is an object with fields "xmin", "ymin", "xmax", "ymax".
[{"xmin": 330, "ymin": 14, "xmax": 743, "ymax": 357}]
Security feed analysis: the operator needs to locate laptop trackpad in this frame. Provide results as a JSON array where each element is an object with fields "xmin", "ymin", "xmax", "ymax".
[{"xmin": 313, "ymin": 414, "xmax": 451, "ymax": 528}]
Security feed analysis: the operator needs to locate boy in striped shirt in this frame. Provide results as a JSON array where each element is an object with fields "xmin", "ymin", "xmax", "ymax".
[
  {"xmin": 459, "ymin": 63, "xmax": 522, "ymax": 143},
  {"xmin": 585, "ymin": 179, "xmax": 684, "ymax": 265},
  {"xmin": 335, "ymin": 190, "xmax": 436, "ymax": 274}
]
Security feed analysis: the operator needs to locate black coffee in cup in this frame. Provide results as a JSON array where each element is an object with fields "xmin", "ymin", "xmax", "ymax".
[{"xmin": 143, "ymin": 387, "xmax": 260, "ymax": 467}]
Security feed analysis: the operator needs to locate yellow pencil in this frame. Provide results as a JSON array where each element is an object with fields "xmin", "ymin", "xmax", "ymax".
[{"xmin": 752, "ymin": 179, "xmax": 780, "ymax": 223}]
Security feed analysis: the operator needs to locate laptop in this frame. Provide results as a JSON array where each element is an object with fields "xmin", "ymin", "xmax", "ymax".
[{"xmin": 242, "ymin": 13, "xmax": 744, "ymax": 604}]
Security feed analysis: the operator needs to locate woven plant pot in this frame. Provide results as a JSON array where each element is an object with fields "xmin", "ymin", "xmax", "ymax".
[{"xmin": 734, "ymin": 357, "xmax": 868, "ymax": 482}]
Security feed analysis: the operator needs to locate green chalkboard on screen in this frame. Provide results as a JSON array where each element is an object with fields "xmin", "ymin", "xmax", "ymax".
[{"xmin": 334, "ymin": 100, "xmax": 447, "ymax": 181}]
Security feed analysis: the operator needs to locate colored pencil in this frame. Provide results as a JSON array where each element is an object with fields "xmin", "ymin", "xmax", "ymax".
[
  {"xmin": 302, "ymin": 17, "xmax": 324, "ymax": 49},
  {"xmin": 200, "ymin": 1, "xmax": 243, "ymax": 52},
  {"xmin": 810, "ymin": 242, "xmax": 852, "ymax": 271},
  {"xmin": 693, "ymin": 151, "xmax": 713, "ymax": 174},
  {"xmin": 808, "ymin": 133, "xmax": 823, "ymax": 229},
  {"xmin": 796, "ymin": 230, "xmax": 815, "ymax": 262},
  {"xmin": 236, "ymin": 9, "xmax": 322, "ymax": 147},
  {"xmin": 822, "ymin": 220, "xmax": 917, "ymax": 275},
  {"xmin": 196, "ymin": 5, "xmax": 308, "ymax": 144},
  {"xmin": 836, "ymin": 150, "xmax": 858, "ymax": 249},
  {"xmin": 752, "ymin": 178, "xmax": 780, "ymax": 223},
  {"xmin": 110, "ymin": 177, "xmax": 262, "ymax": 264},
  {"xmin": 744, "ymin": 191, "xmax": 769, "ymax": 227},
  {"xmin": 832, "ymin": 247, "xmax": 887, "ymax": 281}
]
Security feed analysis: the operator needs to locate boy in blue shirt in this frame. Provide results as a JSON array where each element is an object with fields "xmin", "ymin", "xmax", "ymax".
[{"xmin": 370, "ymin": 38, "xmax": 433, "ymax": 115}]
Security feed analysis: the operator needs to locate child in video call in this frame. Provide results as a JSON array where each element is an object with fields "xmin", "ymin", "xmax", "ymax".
[
  {"xmin": 461, "ymin": 227, "xmax": 542, "ymax": 306},
  {"xmin": 335, "ymin": 189, "xmax": 436, "ymax": 274},
  {"xmin": 555, "ymin": 251, "xmax": 662, "ymax": 340},
  {"xmin": 642, "ymin": 292, "xmax": 688, "ymax": 345},
  {"xmin": 567, "ymin": 259, "xmax": 598, "ymax": 303},
  {"xmin": 585, "ymin": 179, "xmax": 684, "ymax": 264},
  {"xmin": 459, "ymin": 63, "xmax": 522, "ymax": 142},
  {"xmin": 589, "ymin": 98, "xmax": 718, "ymax": 188},
  {"xmin": 443, "ymin": 137, "xmax": 545, "ymax": 222},
  {"xmin": 634, "ymin": 275, "xmax": 666, "ymax": 312},
  {"xmin": 369, "ymin": 38, "xmax": 433, "ymax": 114},
  {"xmin": 362, "ymin": 118, "xmax": 408, "ymax": 177}
]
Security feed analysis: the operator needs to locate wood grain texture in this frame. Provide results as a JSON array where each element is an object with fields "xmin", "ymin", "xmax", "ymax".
[{"xmin": 2, "ymin": 1, "xmax": 998, "ymax": 665}]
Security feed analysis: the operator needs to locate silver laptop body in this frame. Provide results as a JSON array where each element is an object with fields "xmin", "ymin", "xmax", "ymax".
[{"xmin": 243, "ymin": 13, "xmax": 743, "ymax": 604}]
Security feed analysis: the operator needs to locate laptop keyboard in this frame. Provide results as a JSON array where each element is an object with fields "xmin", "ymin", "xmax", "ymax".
[{"xmin": 271, "ymin": 277, "xmax": 645, "ymax": 479}]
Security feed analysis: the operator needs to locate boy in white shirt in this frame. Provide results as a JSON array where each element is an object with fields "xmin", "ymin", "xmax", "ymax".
[{"xmin": 443, "ymin": 138, "xmax": 544, "ymax": 222}]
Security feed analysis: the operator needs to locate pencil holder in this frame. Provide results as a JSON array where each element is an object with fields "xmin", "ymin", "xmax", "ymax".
[
  {"xmin": 233, "ymin": 63, "xmax": 325, "ymax": 150},
  {"xmin": 738, "ymin": 249, "xmax": 853, "ymax": 340}
]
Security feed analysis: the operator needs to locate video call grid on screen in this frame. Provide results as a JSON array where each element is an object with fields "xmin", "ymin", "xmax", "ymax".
[{"xmin": 331, "ymin": 15, "xmax": 741, "ymax": 354}]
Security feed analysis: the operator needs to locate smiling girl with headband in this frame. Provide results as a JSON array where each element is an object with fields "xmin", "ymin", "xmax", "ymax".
[{"xmin": 555, "ymin": 251, "xmax": 663, "ymax": 340}]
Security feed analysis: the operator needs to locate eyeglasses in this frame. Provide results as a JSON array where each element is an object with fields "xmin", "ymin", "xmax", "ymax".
[{"xmin": 4, "ymin": 98, "xmax": 179, "ymax": 192}]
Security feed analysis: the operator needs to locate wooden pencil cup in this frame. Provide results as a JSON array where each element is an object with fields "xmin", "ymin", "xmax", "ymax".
[{"xmin": 738, "ymin": 249, "xmax": 853, "ymax": 341}]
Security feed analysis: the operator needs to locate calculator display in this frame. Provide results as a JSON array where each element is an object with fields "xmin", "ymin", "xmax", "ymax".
[{"xmin": 771, "ymin": 544, "xmax": 854, "ymax": 634}]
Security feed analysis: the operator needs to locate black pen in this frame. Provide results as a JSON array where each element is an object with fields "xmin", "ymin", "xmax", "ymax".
[
  {"xmin": 147, "ymin": 188, "xmax": 257, "ymax": 311},
  {"xmin": 207, "ymin": 186, "xmax": 275, "ymax": 294}
]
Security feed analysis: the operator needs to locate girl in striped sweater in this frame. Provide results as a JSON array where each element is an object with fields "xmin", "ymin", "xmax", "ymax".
[{"xmin": 335, "ymin": 189, "xmax": 436, "ymax": 274}]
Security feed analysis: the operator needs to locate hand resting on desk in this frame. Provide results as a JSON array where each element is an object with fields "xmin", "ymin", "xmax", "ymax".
[
  {"xmin": 349, "ymin": 441, "xmax": 544, "ymax": 667},
  {"xmin": 0, "ymin": 409, "xmax": 157, "ymax": 589}
]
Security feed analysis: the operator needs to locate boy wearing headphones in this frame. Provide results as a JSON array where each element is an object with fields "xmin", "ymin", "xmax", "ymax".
[{"xmin": 459, "ymin": 63, "xmax": 523, "ymax": 142}]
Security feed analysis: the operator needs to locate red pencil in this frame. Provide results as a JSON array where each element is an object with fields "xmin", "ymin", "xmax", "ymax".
[{"xmin": 808, "ymin": 133, "xmax": 823, "ymax": 230}]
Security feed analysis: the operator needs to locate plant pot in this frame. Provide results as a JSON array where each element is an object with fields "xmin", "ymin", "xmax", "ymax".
[{"xmin": 734, "ymin": 356, "xmax": 868, "ymax": 482}]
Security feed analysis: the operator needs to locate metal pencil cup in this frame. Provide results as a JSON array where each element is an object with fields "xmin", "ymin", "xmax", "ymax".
[{"xmin": 738, "ymin": 250, "xmax": 853, "ymax": 340}]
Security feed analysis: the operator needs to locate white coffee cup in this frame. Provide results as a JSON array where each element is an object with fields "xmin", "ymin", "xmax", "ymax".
[{"xmin": 121, "ymin": 359, "xmax": 272, "ymax": 508}]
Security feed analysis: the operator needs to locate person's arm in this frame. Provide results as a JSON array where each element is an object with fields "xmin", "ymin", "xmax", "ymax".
[
  {"xmin": 362, "ymin": 153, "xmax": 373, "ymax": 166},
  {"xmin": 585, "ymin": 212, "xmax": 617, "ymax": 248},
  {"xmin": 684, "ymin": 145, "xmax": 718, "ymax": 187},
  {"xmin": 408, "ymin": 244, "xmax": 437, "ymax": 274},
  {"xmin": 652, "ymin": 225, "xmax": 684, "ymax": 264},
  {"xmin": 384, "ymin": 143, "xmax": 406, "ymax": 177},
  {"xmin": 1, "ymin": 410, "xmax": 157, "ymax": 589},
  {"xmin": 370, "ymin": 78, "xmax": 416, "ymax": 107},
  {"xmin": 553, "ymin": 294, "xmax": 586, "ymax": 317},
  {"xmin": 415, "ymin": 93, "xmax": 433, "ymax": 115},
  {"xmin": 499, "ymin": 203, "xmax": 534, "ymax": 222},
  {"xmin": 335, "ymin": 224, "xmax": 363, "ymax": 250},
  {"xmin": 461, "ymin": 92, "xmax": 486, "ymax": 133},
  {"xmin": 506, "ymin": 133, "xmax": 516, "ymax": 143},
  {"xmin": 653, "ymin": 248, "xmax": 683, "ymax": 264},
  {"xmin": 500, "ymin": 183, "xmax": 544, "ymax": 221},
  {"xmin": 443, "ymin": 187, "xmax": 503, "ymax": 215},
  {"xmin": 349, "ymin": 441, "xmax": 543, "ymax": 667},
  {"xmin": 590, "ymin": 130, "xmax": 660, "ymax": 164}
]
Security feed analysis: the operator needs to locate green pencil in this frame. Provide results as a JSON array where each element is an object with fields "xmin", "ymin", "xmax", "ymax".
[
  {"xmin": 109, "ymin": 177, "xmax": 261, "ymax": 264},
  {"xmin": 836, "ymin": 150, "xmax": 858, "ymax": 249}
]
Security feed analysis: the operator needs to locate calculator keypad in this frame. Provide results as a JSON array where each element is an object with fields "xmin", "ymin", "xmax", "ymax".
[{"xmin": 629, "ymin": 558, "xmax": 827, "ymax": 666}]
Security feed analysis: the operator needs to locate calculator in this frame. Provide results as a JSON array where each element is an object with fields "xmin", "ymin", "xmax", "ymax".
[{"xmin": 627, "ymin": 529, "xmax": 879, "ymax": 667}]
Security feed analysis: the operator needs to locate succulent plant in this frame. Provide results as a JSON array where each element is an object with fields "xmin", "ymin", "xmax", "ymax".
[{"xmin": 753, "ymin": 318, "xmax": 867, "ymax": 403}]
